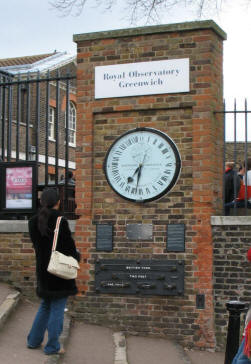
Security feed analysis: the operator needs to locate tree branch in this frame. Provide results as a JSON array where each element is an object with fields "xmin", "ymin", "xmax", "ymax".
[{"xmin": 50, "ymin": 0, "xmax": 229, "ymax": 22}]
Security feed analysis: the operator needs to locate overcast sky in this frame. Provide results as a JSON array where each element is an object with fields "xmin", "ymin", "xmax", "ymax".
[{"xmin": 1, "ymin": 0, "xmax": 251, "ymax": 139}]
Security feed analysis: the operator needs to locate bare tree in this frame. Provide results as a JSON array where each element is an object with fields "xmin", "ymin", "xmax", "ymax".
[{"xmin": 50, "ymin": 0, "xmax": 226, "ymax": 22}]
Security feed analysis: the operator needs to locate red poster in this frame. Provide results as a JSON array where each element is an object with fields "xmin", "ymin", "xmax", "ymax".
[{"xmin": 6, "ymin": 167, "xmax": 33, "ymax": 208}]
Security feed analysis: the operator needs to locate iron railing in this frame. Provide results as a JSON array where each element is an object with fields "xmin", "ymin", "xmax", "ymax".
[
  {"xmin": 0, "ymin": 71, "xmax": 78, "ymax": 218},
  {"xmin": 215, "ymin": 99, "xmax": 251, "ymax": 216}
]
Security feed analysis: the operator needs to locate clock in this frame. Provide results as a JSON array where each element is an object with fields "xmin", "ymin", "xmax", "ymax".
[{"xmin": 103, "ymin": 127, "xmax": 181, "ymax": 203}]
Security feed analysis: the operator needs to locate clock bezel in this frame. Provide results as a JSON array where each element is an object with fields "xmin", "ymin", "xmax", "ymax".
[{"xmin": 103, "ymin": 127, "xmax": 181, "ymax": 203}]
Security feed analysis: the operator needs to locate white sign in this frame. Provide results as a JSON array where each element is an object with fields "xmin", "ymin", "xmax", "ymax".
[{"xmin": 95, "ymin": 58, "xmax": 189, "ymax": 99}]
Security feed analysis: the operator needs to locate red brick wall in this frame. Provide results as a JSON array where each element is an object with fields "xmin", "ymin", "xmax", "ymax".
[
  {"xmin": 73, "ymin": 21, "xmax": 226, "ymax": 348},
  {"xmin": 0, "ymin": 223, "xmax": 76, "ymax": 297},
  {"xmin": 0, "ymin": 231, "xmax": 36, "ymax": 296}
]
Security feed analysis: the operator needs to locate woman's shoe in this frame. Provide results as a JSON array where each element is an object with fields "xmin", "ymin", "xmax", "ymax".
[
  {"xmin": 27, "ymin": 344, "xmax": 41, "ymax": 349},
  {"xmin": 57, "ymin": 348, "xmax": 65, "ymax": 355},
  {"xmin": 45, "ymin": 348, "xmax": 65, "ymax": 355}
]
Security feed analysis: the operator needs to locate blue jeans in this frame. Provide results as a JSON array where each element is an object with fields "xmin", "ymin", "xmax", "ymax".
[
  {"xmin": 232, "ymin": 339, "xmax": 251, "ymax": 364},
  {"xmin": 27, "ymin": 297, "xmax": 67, "ymax": 354}
]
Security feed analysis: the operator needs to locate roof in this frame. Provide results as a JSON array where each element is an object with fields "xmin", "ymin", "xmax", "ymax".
[
  {"xmin": 0, "ymin": 53, "xmax": 54, "ymax": 67},
  {"xmin": 0, "ymin": 52, "xmax": 76, "ymax": 75}
]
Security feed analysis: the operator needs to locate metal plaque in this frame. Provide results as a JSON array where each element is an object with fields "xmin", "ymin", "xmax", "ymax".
[
  {"xmin": 126, "ymin": 224, "xmax": 152, "ymax": 240},
  {"xmin": 95, "ymin": 259, "xmax": 184, "ymax": 296},
  {"xmin": 167, "ymin": 224, "xmax": 185, "ymax": 252},
  {"xmin": 96, "ymin": 224, "xmax": 113, "ymax": 251}
]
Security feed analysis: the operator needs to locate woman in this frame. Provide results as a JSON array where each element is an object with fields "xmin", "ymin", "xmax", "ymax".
[
  {"xmin": 232, "ymin": 248, "xmax": 251, "ymax": 363},
  {"xmin": 225, "ymin": 159, "xmax": 251, "ymax": 215},
  {"xmin": 27, "ymin": 187, "xmax": 80, "ymax": 355}
]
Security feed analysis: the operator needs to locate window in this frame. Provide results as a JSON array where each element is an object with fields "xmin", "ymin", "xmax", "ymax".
[
  {"xmin": 21, "ymin": 86, "xmax": 27, "ymax": 124},
  {"xmin": 49, "ymin": 107, "xmax": 55, "ymax": 140},
  {"xmin": 67, "ymin": 102, "xmax": 76, "ymax": 146},
  {"xmin": 48, "ymin": 173, "xmax": 55, "ymax": 184}
]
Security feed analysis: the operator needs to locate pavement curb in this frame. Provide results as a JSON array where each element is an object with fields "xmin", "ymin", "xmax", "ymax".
[
  {"xmin": 44, "ymin": 313, "xmax": 72, "ymax": 364},
  {"xmin": 0, "ymin": 290, "xmax": 21, "ymax": 330},
  {"xmin": 113, "ymin": 332, "xmax": 128, "ymax": 364}
]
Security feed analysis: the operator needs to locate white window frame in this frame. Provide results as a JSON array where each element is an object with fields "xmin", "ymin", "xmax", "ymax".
[
  {"xmin": 49, "ymin": 106, "xmax": 55, "ymax": 141},
  {"xmin": 66, "ymin": 102, "xmax": 76, "ymax": 147}
]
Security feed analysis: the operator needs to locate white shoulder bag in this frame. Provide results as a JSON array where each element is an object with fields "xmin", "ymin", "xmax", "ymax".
[{"xmin": 47, "ymin": 216, "xmax": 80, "ymax": 280}]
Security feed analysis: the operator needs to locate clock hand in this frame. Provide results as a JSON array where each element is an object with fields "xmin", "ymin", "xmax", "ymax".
[
  {"xmin": 136, "ymin": 164, "xmax": 142, "ymax": 188},
  {"xmin": 136, "ymin": 152, "xmax": 147, "ymax": 187},
  {"xmin": 127, "ymin": 165, "xmax": 140, "ymax": 183},
  {"xmin": 128, "ymin": 152, "xmax": 148, "ymax": 184},
  {"xmin": 141, "ymin": 152, "xmax": 147, "ymax": 165}
]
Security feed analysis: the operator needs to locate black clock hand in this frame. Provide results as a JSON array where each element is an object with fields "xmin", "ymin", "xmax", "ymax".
[
  {"xmin": 141, "ymin": 152, "xmax": 147, "ymax": 165},
  {"xmin": 136, "ymin": 164, "xmax": 142, "ymax": 188},
  {"xmin": 136, "ymin": 152, "xmax": 147, "ymax": 187},
  {"xmin": 128, "ymin": 152, "xmax": 148, "ymax": 184},
  {"xmin": 127, "ymin": 165, "xmax": 140, "ymax": 183}
]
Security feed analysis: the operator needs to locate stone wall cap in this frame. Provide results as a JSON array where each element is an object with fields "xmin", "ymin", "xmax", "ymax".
[
  {"xmin": 0, "ymin": 220, "xmax": 76, "ymax": 233},
  {"xmin": 73, "ymin": 20, "xmax": 227, "ymax": 43},
  {"xmin": 211, "ymin": 216, "xmax": 251, "ymax": 225}
]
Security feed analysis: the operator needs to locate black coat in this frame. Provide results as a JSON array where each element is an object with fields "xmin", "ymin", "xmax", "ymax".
[
  {"xmin": 28, "ymin": 209, "xmax": 80, "ymax": 299},
  {"xmin": 224, "ymin": 169, "xmax": 241, "ymax": 203}
]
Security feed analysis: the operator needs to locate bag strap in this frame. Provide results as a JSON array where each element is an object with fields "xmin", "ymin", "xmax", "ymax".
[{"xmin": 52, "ymin": 216, "xmax": 62, "ymax": 252}]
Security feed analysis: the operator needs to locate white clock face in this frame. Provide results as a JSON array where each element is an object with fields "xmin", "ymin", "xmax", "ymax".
[{"xmin": 104, "ymin": 128, "xmax": 181, "ymax": 202}]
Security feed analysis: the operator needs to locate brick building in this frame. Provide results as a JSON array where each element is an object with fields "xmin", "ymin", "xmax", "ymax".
[
  {"xmin": 0, "ymin": 51, "xmax": 77, "ymax": 184},
  {"xmin": 72, "ymin": 20, "xmax": 226, "ymax": 349}
]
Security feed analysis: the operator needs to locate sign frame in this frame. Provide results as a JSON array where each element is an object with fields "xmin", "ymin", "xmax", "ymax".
[
  {"xmin": 95, "ymin": 58, "xmax": 190, "ymax": 99},
  {"xmin": 0, "ymin": 161, "xmax": 37, "ymax": 215},
  {"xmin": 95, "ymin": 259, "xmax": 184, "ymax": 296}
]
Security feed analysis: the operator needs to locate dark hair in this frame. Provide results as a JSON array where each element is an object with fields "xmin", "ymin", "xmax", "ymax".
[
  {"xmin": 67, "ymin": 171, "xmax": 73, "ymax": 179},
  {"xmin": 38, "ymin": 188, "xmax": 60, "ymax": 236},
  {"xmin": 243, "ymin": 158, "xmax": 251, "ymax": 171}
]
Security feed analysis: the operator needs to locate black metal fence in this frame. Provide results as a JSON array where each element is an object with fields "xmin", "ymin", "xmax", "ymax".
[
  {"xmin": 216, "ymin": 99, "xmax": 251, "ymax": 216},
  {"xmin": 0, "ymin": 71, "xmax": 78, "ymax": 219}
]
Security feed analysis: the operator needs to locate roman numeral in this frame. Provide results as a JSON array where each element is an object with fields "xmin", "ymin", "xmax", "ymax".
[
  {"xmin": 164, "ymin": 170, "xmax": 171, "ymax": 175},
  {"xmin": 162, "ymin": 148, "xmax": 168, "ymax": 154},
  {"xmin": 160, "ymin": 175, "xmax": 168, "ymax": 182},
  {"xmin": 158, "ymin": 143, "xmax": 164, "ymax": 149},
  {"xmin": 115, "ymin": 150, "xmax": 122, "ymax": 156},
  {"xmin": 138, "ymin": 188, "xmax": 143, "ymax": 195},
  {"xmin": 119, "ymin": 143, "xmax": 126, "ymax": 150}
]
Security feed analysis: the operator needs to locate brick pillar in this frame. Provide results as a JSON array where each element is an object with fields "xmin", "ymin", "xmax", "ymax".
[{"xmin": 73, "ymin": 20, "xmax": 226, "ymax": 348}]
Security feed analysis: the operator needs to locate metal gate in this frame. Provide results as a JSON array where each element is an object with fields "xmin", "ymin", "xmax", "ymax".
[
  {"xmin": 0, "ymin": 70, "xmax": 78, "ymax": 218},
  {"xmin": 215, "ymin": 99, "xmax": 251, "ymax": 215}
]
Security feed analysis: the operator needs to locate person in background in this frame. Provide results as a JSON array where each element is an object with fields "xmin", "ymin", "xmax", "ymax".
[
  {"xmin": 224, "ymin": 162, "xmax": 240, "ymax": 215},
  {"xmin": 59, "ymin": 171, "xmax": 75, "ymax": 185},
  {"xmin": 236, "ymin": 158, "xmax": 251, "ymax": 205},
  {"xmin": 232, "ymin": 248, "xmax": 251, "ymax": 363},
  {"xmin": 238, "ymin": 165, "xmax": 245, "ymax": 180},
  {"xmin": 27, "ymin": 188, "xmax": 80, "ymax": 355}
]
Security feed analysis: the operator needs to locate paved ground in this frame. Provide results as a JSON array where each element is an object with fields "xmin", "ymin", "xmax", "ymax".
[{"xmin": 0, "ymin": 281, "xmax": 225, "ymax": 364}]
